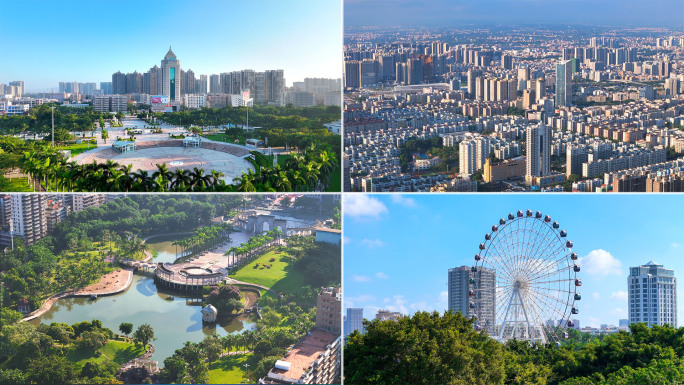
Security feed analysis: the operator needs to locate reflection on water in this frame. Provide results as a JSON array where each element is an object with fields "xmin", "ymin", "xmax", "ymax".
[
  {"xmin": 30, "ymin": 275, "xmax": 256, "ymax": 365},
  {"xmin": 145, "ymin": 234, "xmax": 189, "ymax": 263}
]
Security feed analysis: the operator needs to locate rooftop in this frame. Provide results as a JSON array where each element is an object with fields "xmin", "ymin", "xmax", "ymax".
[{"xmin": 265, "ymin": 329, "xmax": 338, "ymax": 382}]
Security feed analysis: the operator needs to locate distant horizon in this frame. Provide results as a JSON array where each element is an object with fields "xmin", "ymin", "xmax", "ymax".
[
  {"xmin": 0, "ymin": 0, "xmax": 342, "ymax": 93},
  {"xmin": 345, "ymin": 0, "xmax": 684, "ymax": 28}
]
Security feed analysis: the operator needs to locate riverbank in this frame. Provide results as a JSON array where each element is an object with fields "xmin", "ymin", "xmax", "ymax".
[{"xmin": 22, "ymin": 268, "xmax": 134, "ymax": 323}]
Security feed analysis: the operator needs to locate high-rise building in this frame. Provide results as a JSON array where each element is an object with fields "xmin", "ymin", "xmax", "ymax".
[
  {"xmin": 94, "ymin": 95, "xmax": 128, "ymax": 112},
  {"xmin": 343, "ymin": 308, "xmax": 364, "ymax": 339},
  {"xmin": 459, "ymin": 137, "xmax": 491, "ymax": 177},
  {"xmin": 45, "ymin": 199, "xmax": 70, "ymax": 234},
  {"xmin": 525, "ymin": 124, "xmax": 552, "ymax": 179},
  {"xmin": 555, "ymin": 60, "xmax": 572, "ymax": 107},
  {"xmin": 628, "ymin": 261, "xmax": 677, "ymax": 327},
  {"xmin": 112, "ymin": 71, "xmax": 127, "ymax": 95},
  {"xmin": 501, "ymin": 54, "xmax": 513, "ymax": 70},
  {"xmin": 209, "ymin": 74, "xmax": 220, "ymax": 94},
  {"xmin": 10, "ymin": 194, "xmax": 48, "ymax": 246},
  {"xmin": 448, "ymin": 266, "xmax": 496, "ymax": 334},
  {"xmin": 126, "ymin": 71, "xmax": 142, "ymax": 94},
  {"xmin": 142, "ymin": 65, "xmax": 160, "ymax": 95},
  {"xmin": 100, "ymin": 82, "xmax": 112, "ymax": 95},
  {"xmin": 197, "ymin": 74, "xmax": 208, "ymax": 94},
  {"xmin": 181, "ymin": 69, "xmax": 196, "ymax": 95},
  {"xmin": 316, "ymin": 286, "xmax": 341, "ymax": 334},
  {"xmin": 344, "ymin": 61, "xmax": 361, "ymax": 89},
  {"xmin": 160, "ymin": 46, "xmax": 181, "ymax": 102},
  {"xmin": 8, "ymin": 81, "xmax": 24, "ymax": 97},
  {"xmin": 72, "ymin": 194, "xmax": 106, "ymax": 212},
  {"xmin": 264, "ymin": 70, "xmax": 284, "ymax": 104}
]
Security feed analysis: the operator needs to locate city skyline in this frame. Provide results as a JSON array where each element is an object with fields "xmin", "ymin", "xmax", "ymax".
[
  {"xmin": 344, "ymin": 194, "xmax": 684, "ymax": 328},
  {"xmin": 345, "ymin": 0, "xmax": 684, "ymax": 27},
  {"xmin": 0, "ymin": 0, "xmax": 342, "ymax": 92}
]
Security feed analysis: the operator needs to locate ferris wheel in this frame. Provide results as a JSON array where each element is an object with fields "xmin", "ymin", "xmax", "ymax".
[{"xmin": 469, "ymin": 210, "xmax": 581, "ymax": 344}]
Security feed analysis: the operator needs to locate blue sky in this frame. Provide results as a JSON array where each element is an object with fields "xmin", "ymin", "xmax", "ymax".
[
  {"xmin": 0, "ymin": 0, "xmax": 342, "ymax": 92},
  {"xmin": 344, "ymin": 194, "xmax": 684, "ymax": 328},
  {"xmin": 345, "ymin": 0, "xmax": 684, "ymax": 28}
]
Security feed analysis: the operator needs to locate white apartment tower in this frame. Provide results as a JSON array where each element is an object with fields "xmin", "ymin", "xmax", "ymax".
[
  {"xmin": 72, "ymin": 194, "xmax": 106, "ymax": 212},
  {"xmin": 10, "ymin": 194, "xmax": 48, "ymax": 246},
  {"xmin": 526, "ymin": 124, "xmax": 552, "ymax": 179},
  {"xmin": 459, "ymin": 137, "xmax": 491, "ymax": 177},
  {"xmin": 628, "ymin": 261, "xmax": 677, "ymax": 327}
]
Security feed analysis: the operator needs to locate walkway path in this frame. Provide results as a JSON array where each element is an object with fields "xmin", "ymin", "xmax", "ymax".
[{"xmin": 225, "ymin": 277, "xmax": 281, "ymax": 300}]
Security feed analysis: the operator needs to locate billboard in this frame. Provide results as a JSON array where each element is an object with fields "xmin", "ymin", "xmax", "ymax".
[{"xmin": 151, "ymin": 95, "xmax": 169, "ymax": 104}]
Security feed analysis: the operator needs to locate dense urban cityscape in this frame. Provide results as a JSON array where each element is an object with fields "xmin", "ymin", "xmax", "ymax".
[{"xmin": 344, "ymin": 25, "xmax": 684, "ymax": 192}]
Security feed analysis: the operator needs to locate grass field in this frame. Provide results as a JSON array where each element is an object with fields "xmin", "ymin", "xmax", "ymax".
[
  {"xmin": 206, "ymin": 134, "xmax": 247, "ymax": 145},
  {"xmin": 207, "ymin": 353, "xmax": 258, "ymax": 384},
  {"xmin": 60, "ymin": 141, "xmax": 98, "ymax": 157},
  {"xmin": 326, "ymin": 166, "xmax": 341, "ymax": 192},
  {"xmin": 0, "ymin": 176, "xmax": 32, "ymax": 192},
  {"xmin": 231, "ymin": 250, "xmax": 304, "ymax": 296},
  {"xmin": 66, "ymin": 340, "xmax": 146, "ymax": 370}
]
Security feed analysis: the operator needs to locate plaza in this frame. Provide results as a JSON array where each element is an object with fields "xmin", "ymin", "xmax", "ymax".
[{"xmin": 74, "ymin": 116, "xmax": 255, "ymax": 183}]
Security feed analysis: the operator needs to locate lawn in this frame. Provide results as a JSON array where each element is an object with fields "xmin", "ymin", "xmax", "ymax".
[
  {"xmin": 206, "ymin": 134, "xmax": 247, "ymax": 145},
  {"xmin": 207, "ymin": 353, "xmax": 258, "ymax": 384},
  {"xmin": 231, "ymin": 250, "xmax": 305, "ymax": 296},
  {"xmin": 59, "ymin": 141, "xmax": 98, "ymax": 157},
  {"xmin": 325, "ymin": 166, "xmax": 341, "ymax": 192},
  {"xmin": 66, "ymin": 340, "xmax": 146, "ymax": 370},
  {"xmin": 0, "ymin": 176, "xmax": 32, "ymax": 192}
]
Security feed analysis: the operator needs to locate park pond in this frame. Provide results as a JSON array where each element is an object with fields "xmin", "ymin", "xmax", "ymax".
[{"xmin": 30, "ymin": 235, "xmax": 257, "ymax": 364}]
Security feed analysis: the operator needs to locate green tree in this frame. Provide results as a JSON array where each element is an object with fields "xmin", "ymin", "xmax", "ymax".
[
  {"xmin": 345, "ymin": 311, "xmax": 507, "ymax": 385},
  {"xmin": 159, "ymin": 356, "xmax": 190, "ymax": 384},
  {"xmin": 132, "ymin": 323, "xmax": 156, "ymax": 347},
  {"xmin": 206, "ymin": 285, "xmax": 244, "ymax": 315},
  {"xmin": 0, "ymin": 368, "xmax": 27, "ymax": 385},
  {"xmin": 119, "ymin": 322, "xmax": 133, "ymax": 337},
  {"xmin": 26, "ymin": 356, "xmax": 76, "ymax": 385},
  {"xmin": 77, "ymin": 330, "xmax": 108, "ymax": 351}
]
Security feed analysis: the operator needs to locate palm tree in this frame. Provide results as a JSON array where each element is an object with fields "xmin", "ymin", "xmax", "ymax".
[
  {"xmin": 132, "ymin": 169, "xmax": 154, "ymax": 192},
  {"xmin": 170, "ymin": 168, "xmax": 191, "ymax": 191},
  {"xmin": 153, "ymin": 163, "xmax": 173, "ymax": 190},
  {"xmin": 188, "ymin": 167, "xmax": 212, "ymax": 191},
  {"xmin": 234, "ymin": 170, "xmax": 257, "ymax": 192}
]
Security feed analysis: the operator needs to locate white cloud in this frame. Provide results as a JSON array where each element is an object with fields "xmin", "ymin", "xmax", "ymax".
[
  {"xmin": 609, "ymin": 307, "xmax": 627, "ymax": 318},
  {"xmin": 672, "ymin": 242, "xmax": 681, "ymax": 248},
  {"xmin": 344, "ymin": 195, "xmax": 388, "ymax": 220},
  {"xmin": 409, "ymin": 301, "xmax": 430, "ymax": 312},
  {"xmin": 390, "ymin": 195, "xmax": 416, "ymax": 207},
  {"xmin": 352, "ymin": 275, "xmax": 372, "ymax": 282},
  {"xmin": 361, "ymin": 238, "xmax": 385, "ymax": 248},
  {"xmin": 610, "ymin": 291, "xmax": 628, "ymax": 301},
  {"xmin": 593, "ymin": 292, "xmax": 601, "ymax": 300},
  {"xmin": 343, "ymin": 236, "xmax": 352, "ymax": 244},
  {"xmin": 344, "ymin": 294, "xmax": 377, "ymax": 309},
  {"xmin": 579, "ymin": 249, "xmax": 622, "ymax": 276},
  {"xmin": 437, "ymin": 291, "xmax": 448, "ymax": 311},
  {"xmin": 375, "ymin": 272, "xmax": 389, "ymax": 279},
  {"xmin": 588, "ymin": 316, "xmax": 601, "ymax": 328},
  {"xmin": 382, "ymin": 295, "xmax": 408, "ymax": 315}
]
